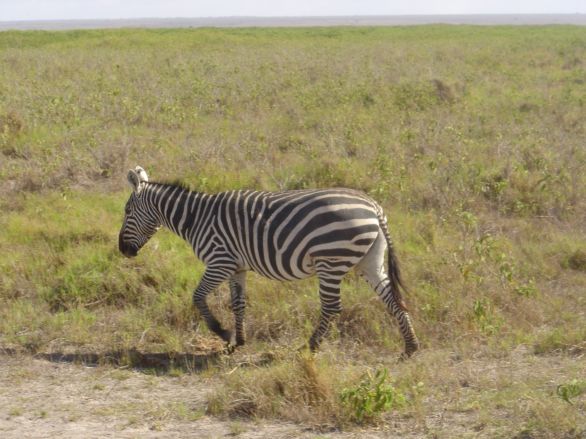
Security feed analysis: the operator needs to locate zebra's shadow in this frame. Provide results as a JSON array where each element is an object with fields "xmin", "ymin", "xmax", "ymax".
[{"xmin": 2, "ymin": 347, "xmax": 219, "ymax": 374}]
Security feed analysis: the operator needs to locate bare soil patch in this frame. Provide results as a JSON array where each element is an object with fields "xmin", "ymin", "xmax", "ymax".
[
  {"xmin": 0, "ymin": 354, "xmax": 391, "ymax": 438},
  {"xmin": 1, "ymin": 347, "xmax": 584, "ymax": 438}
]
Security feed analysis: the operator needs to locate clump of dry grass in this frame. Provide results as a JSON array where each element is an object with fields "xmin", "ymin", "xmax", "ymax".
[
  {"xmin": 563, "ymin": 249, "xmax": 586, "ymax": 272},
  {"xmin": 207, "ymin": 351, "xmax": 342, "ymax": 426},
  {"xmin": 0, "ymin": 110, "xmax": 23, "ymax": 135}
]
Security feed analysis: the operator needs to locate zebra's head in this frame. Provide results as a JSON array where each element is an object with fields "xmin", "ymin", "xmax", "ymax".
[{"xmin": 119, "ymin": 166, "xmax": 161, "ymax": 258}]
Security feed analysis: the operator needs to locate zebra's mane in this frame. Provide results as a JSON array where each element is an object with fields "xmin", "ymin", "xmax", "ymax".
[{"xmin": 150, "ymin": 179, "xmax": 194, "ymax": 192}]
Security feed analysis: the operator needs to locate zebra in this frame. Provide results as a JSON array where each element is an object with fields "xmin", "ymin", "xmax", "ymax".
[{"xmin": 119, "ymin": 166, "xmax": 419, "ymax": 358}]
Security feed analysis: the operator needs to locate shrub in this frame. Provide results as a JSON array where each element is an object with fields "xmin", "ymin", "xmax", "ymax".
[
  {"xmin": 340, "ymin": 368, "xmax": 405, "ymax": 423},
  {"xmin": 557, "ymin": 379, "xmax": 586, "ymax": 405}
]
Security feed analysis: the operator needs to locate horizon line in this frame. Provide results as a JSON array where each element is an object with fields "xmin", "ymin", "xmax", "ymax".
[{"xmin": 2, "ymin": 14, "xmax": 585, "ymax": 30}]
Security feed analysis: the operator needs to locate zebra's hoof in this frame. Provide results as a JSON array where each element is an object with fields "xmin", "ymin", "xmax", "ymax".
[
  {"xmin": 399, "ymin": 348, "xmax": 419, "ymax": 361},
  {"xmin": 308, "ymin": 337, "xmax": 322, "ymax": 353},
  {"xmin": 223, "ymin": 343, "xmax": 237, "ymax": 355}
]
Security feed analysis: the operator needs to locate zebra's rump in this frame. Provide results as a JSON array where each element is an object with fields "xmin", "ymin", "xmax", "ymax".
[{"xmin": 215, "ymin": 188, "xmax": 382, "ymax": 280}]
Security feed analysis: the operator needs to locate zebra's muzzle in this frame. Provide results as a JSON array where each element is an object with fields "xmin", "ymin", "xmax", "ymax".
[{"xmin": 119, "ymin": 234, "xmax": 138, "ymax": 258}]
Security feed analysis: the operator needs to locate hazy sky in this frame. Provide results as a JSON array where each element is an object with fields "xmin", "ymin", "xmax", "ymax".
[{"xmin": 1, "ymin": 0, "xmax": 585, "ymax": 21}]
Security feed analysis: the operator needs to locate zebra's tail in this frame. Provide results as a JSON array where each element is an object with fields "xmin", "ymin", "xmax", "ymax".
[{"xmin": 378, "ymin": 212, "xmax": 409, "ymax": 312}]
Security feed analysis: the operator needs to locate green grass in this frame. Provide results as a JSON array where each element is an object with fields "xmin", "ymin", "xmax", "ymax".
[{"xmin": 1, "ymin": 26, "xmax": 585, "ymax": 436}]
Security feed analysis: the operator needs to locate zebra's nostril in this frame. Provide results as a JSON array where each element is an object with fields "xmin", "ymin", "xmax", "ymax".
[
  {"xmin": 124, "ymin": 246, "xmax": 138, "ymax": 257},
  {"xmin": 118, "ymin": 234, "xmax": 138, "ymax": 257},
  {"xmin": 120, "ymin": 243, "xmax": 138, "ymax": 257}
]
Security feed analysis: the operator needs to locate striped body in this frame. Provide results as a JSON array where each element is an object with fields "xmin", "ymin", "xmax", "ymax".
[
  {"xmin": 120, "ymin": 167, "xmax": 419, "ymax": 357},
  {"xmin": 175, "ymin": 188, "xmax": 381, "ymax": 280}
]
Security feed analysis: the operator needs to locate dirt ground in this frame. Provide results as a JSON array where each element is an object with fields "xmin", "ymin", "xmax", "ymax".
[
  {"xmin": 1, "ymin": 350, "xmax": 584, "ymax": 438},
  {"xmin": 0, "ymin": 354, "xmax": 401, "ymax": 439}
]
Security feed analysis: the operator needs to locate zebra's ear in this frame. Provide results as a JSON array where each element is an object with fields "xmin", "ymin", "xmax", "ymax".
[
  {"xmin": 128, "ymin": 166, "xmax": 149, "ymax": 193},
  {"xmin": 134, "ymin": 166, "xmax": 149, "ymax": 183},
  {"xmin": 127, "ymin": 169, "xmax": 142, "ymax": 193}
]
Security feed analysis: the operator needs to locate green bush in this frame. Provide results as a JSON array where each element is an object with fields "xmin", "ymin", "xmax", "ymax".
[
  {"xmin": 557, "ymin": 379, "xmax": 586, "ymax": 405},
  {"xmin": 340, "ymin": 368, "xmax": 405, "ymax": 423}
]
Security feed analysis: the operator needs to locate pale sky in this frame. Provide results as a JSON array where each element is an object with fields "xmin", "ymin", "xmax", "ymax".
[{"xmin": 1, "ymin": 0, "xmax": 585, "ymax": 21}]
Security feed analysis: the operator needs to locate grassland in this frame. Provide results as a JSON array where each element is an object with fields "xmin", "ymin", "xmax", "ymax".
[{"xmin": 0, "ymin": 26, "xmax": 585, "ymax": 437}]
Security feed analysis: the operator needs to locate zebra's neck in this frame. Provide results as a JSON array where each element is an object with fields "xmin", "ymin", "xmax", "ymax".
[{"xmin": 145, "ymin": 182, "xmax": 211, "ymax": 244}]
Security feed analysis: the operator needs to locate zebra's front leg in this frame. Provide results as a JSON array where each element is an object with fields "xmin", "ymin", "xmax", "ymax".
[
  {"xmin": 309, "ymin": 268, "xmax": 344, "ymax": 352},
  {"xmin": 193, "ymin": 266, "xmax": 235, "ymax": 344},
  {"xmin": 229, "ymin": 271, "xmax": 247, "ymax": 347}
]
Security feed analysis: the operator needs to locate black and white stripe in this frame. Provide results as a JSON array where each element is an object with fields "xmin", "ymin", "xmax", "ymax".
[{"xmin": 119, "ymin": 166, "xmax": 419, "ymax": 357}]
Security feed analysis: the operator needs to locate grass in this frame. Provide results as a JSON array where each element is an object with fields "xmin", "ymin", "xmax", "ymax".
[
  {"xmin": 557, "ymin": 379, "xmax": 586, "ymax": 405},
  {"xmin": 1, "ymin": 25, "xmax": 585, "ymax": 437}
]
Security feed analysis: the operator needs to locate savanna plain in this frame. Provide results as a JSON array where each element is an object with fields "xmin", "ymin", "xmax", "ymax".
[{"xmin": 0, "ymin": 26, "xmax": 585, "ymax": 438}]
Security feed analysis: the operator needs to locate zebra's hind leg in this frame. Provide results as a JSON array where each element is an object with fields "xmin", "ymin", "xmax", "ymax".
[
  {"xmin": 357, "ymin": 235, "xmax": 419, "ymax": 359},
  {"xmin": 363, "ymin": 271, "xmax": 419, "ymax": 358},
  {"xmin": 229, "ymin": 271, "xmax": 247, "ymax": 347},
  {"xmin": 308, "ymin": 260, "xmax": 347, "ymax": 352},
  {"xmin": 192, "ymin": 265, "xmax": 236, "ymax": 345}
]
